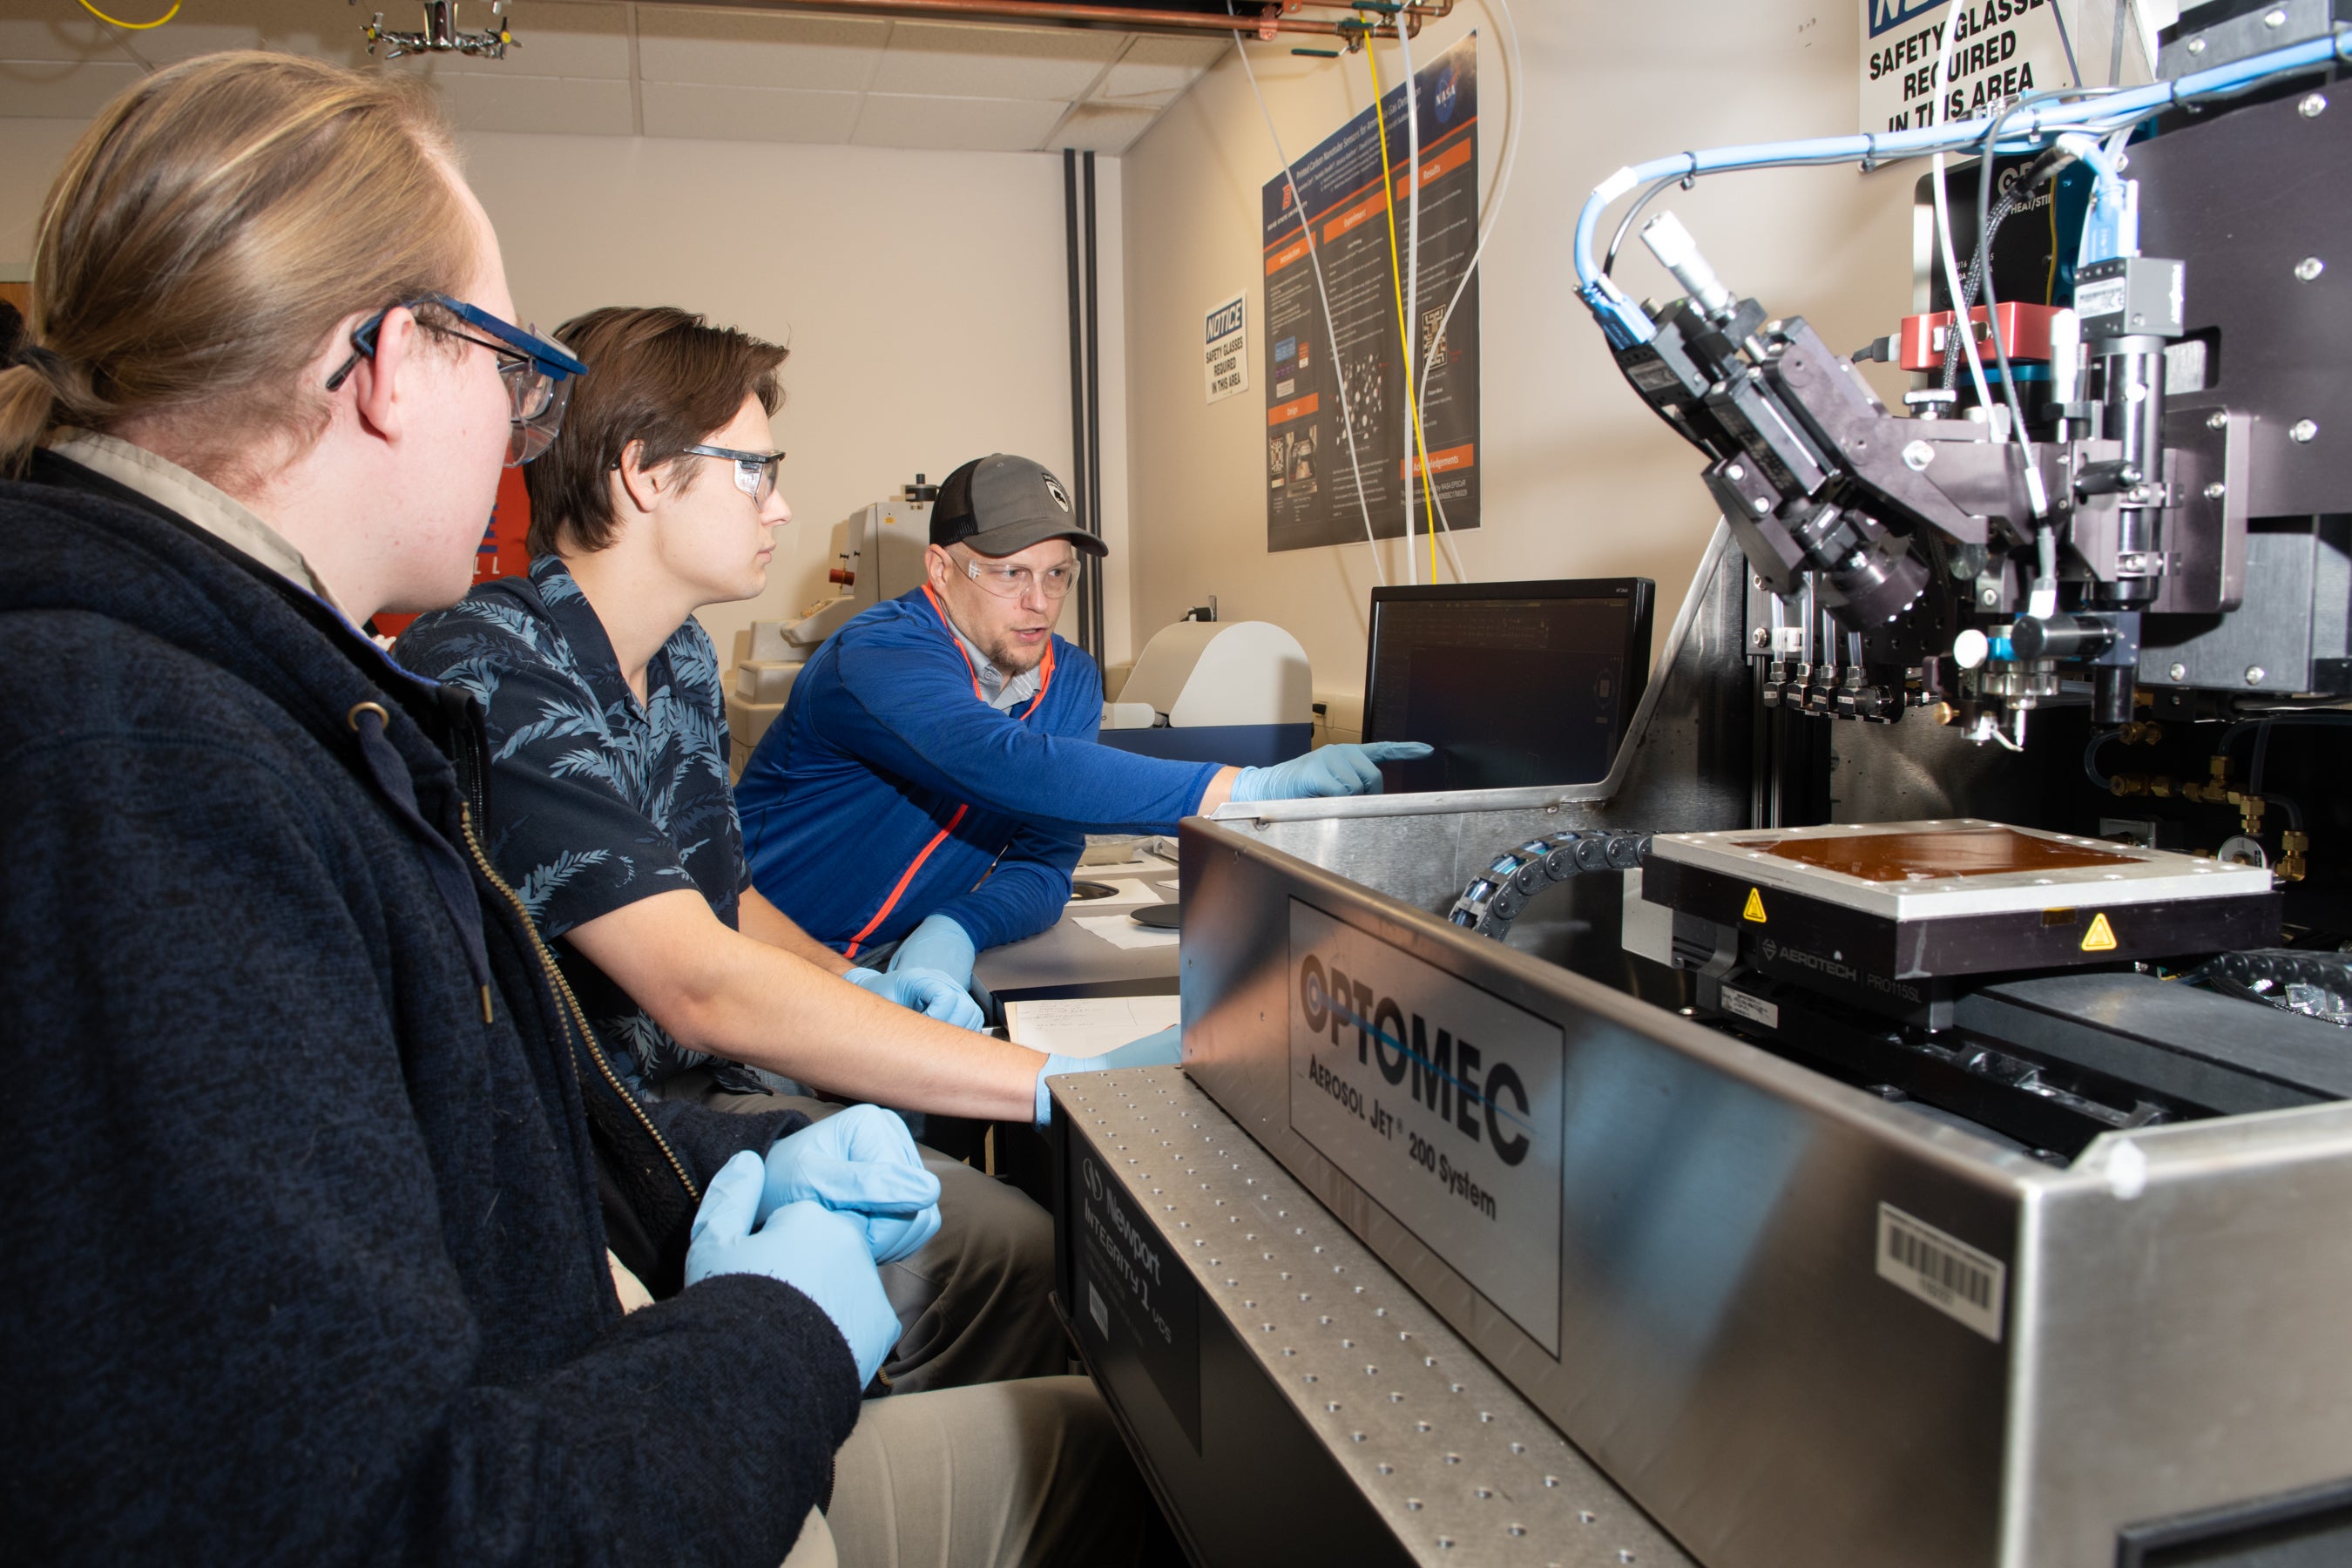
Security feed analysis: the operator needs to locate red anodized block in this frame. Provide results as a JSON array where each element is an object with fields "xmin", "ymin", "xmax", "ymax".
[{"xmin": 1897, "ymin": 301, "xmax": 2063, "ymax": 371}]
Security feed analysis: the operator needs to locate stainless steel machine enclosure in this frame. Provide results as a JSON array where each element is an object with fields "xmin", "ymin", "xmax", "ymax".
[{"xmin": 1179, "ymin": 816, "xmax": 2352, "ymax": 1567}]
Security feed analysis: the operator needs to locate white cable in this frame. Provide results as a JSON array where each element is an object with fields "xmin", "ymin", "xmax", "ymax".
[
  {"xmin": 1230, "ymin": 27, "xmax": 1387, "ymax": 585},
  {"xmin": 1928, "ymin": 4, "xmax": 1997, "ymax": 419},
  {"xmin": 1396, "ymin": 18, "xmax": 1422, "ymax": 581},
  {"xmin": 1410, "ymin": 0, "xmax": 1522, "ymax": 584}
]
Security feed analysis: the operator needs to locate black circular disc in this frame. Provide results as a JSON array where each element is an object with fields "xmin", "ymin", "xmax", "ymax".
[{"xmin": 1130, "ymin": 902, "xmax": 1183, "ymax": 930}]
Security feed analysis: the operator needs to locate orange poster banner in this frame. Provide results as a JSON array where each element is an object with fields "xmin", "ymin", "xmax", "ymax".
[
  {"xmin": 1401, "ymin": 442, "xmax": 1475, "ymax": 479},
  {"xmin": 1267, "ymin": 393, "xmax": 1321, "ymax": 427}
]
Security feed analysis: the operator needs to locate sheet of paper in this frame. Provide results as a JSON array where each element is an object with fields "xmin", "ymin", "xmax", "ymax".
[
  {"xmin": 1073, "ymin": 913, "xmax": 1182, "ymax": 951},
  {"xmin": 1066, "ymin": 876, "xmax": 1166, "ymax": 909},
  {"xmin": 1006, "ymin": 994, "xmax": 1181, "ymax": 1058}
]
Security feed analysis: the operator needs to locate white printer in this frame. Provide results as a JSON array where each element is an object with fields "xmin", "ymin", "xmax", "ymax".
[{"xmin": 726, "ymin": 480, "xmax": 933, "ymax": 776}]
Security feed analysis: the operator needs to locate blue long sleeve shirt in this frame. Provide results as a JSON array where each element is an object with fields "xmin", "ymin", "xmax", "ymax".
[{"xmin": 738, "ymin": 587, "xmax": 1220, "ymax": 956}]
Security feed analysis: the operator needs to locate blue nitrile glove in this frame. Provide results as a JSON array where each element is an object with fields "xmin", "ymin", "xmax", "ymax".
[
  {"xmin": 1229, "ymin": 741, "xmax": 1434, "ymax": 802},
  {"xmin": 761, "ymin": 1105, "xmax": 943, "ymax": 1265},
  {"xmin": 845, "ymin": 964, "xmax": 985, "ymax": 1031},
  {"xmin": 1033, "ymin": 1024, "xmax": 1183, "ymax": 1125},
  {"xmin": 886, "ymin": 914, "xmax": 977, "ymax": 992},
  {"xmin": 686, "ymin": 1151, "xmax": 900, "ymax": 1388}
]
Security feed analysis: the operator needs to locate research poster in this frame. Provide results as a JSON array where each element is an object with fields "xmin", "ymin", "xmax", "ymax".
[{"xmin": 1262, "ymin": 32, "xmax": 1479, "ymax": 555}]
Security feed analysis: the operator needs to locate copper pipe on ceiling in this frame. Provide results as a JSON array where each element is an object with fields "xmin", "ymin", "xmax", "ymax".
[{"xmin": 623, "ymin": 0, "xmax": 1448, "ymax": 42}]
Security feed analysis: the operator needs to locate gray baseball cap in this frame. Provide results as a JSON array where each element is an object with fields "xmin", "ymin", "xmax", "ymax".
[{"xmin": 929, "ymin": 453, "xmax": 1107, "ymax": 558}]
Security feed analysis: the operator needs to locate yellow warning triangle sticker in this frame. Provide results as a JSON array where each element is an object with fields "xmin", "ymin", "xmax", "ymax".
[
  {"xmin": 1742, "ymin": 888, "xmax": 1768, "ymax": 924},
  {"xmin": 2080, "ymin": 912, "xmax": 2118, "ymax": 952}
]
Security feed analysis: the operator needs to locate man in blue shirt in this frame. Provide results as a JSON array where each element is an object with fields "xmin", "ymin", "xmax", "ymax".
[{"xmin": 735, "ymin": 452, "xmax": 1425, "ymax": 983}]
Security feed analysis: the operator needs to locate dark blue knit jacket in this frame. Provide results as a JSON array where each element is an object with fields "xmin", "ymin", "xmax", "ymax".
[{"xmin": 0, "ymin": 456, "xmax": 862, "ymax": 1565}]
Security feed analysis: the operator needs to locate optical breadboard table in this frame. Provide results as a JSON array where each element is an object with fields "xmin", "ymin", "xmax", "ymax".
[{"xmin": 1050, "ymin": 1065, "xmax": 1694, "ymax": 1568}]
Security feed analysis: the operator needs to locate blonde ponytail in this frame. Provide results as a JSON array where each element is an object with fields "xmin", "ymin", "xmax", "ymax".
[
  {"xmin": 1, "ymin": 51, "xmax": 477, "ymax": 480},
  {"xmin": 0, "ymin": 365, "xmax": 56, "ymax": 475}
]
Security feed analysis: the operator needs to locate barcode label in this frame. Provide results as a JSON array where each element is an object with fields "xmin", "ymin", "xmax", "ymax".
[
  {"xmin": 1876, "ymin": 1203, "xmax": 2006, "ymax": 1342},
  {"xmin": 1088, "ymin": 1279, "xmax": 1112, "ymax": 1340},
  {"xmin": 1721, "ymin": 988, "xmax": 1780, "ymax": 1030}
]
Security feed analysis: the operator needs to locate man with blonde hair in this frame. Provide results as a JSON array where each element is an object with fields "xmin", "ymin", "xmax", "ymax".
[{"xmin": 0, "ymin": 51, "xmax": 1142, "ymax": 1566}]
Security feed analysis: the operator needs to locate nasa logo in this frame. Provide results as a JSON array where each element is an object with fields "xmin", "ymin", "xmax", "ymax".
[
  {"xmin": 1435, "ymin": 64, "xmax": 1459, "ymax": 125},
  {"xmin": 1044, "ymin": 473, "xmax": 1071, "ymax": 510}
]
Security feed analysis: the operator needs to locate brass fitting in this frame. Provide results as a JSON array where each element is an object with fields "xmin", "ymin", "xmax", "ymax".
[
  {"xmin": 2119, "ymin": 720, "xmax": 2164, "ymax": 747},
  {"xmin": 2279, "ymin": 829, "xmax": 2310, "ymax": 883},
  {"xmin": 2181, "ymin": 757, "xmax": 2236, "ymax": 806},
  {"xmin": 2110, "ymin": 773, "xmax": 2179, "ymax": 799}
]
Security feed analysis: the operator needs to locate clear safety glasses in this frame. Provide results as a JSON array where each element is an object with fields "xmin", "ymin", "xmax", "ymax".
[
  {"xmin": 680, "ymin": 443, "xmax": 787, "ymax": 506},
  {"xmin": 325, "ymin": 293, "xmax": 587, "ymax": 467},
  {"xmin": 959, "ymin": 550, "xmax": 1082, "ymax": 601}
]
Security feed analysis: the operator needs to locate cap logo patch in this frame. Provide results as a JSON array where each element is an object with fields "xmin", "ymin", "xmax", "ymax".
[{"xmin": 1044, "ymin": 475, "xmax": 1071, "ymax": 511}]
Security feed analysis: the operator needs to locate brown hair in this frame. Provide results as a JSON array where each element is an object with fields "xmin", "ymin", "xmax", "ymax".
[
  {"xmin": 525, "ymin": 307, "xmax": 787, "ymax": 558},
  {"xmin": 0, "ymin": 51, "xmax": 477, "ymax": 483}
]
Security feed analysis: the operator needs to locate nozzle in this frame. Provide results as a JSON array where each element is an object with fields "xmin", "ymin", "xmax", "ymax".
[{"xmin": 1639, "ymin": 211, "xmax": 1736, "ymax": 321}]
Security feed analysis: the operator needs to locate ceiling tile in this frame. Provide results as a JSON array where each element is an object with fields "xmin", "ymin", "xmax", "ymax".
[
  {"xmin": 0, "ymin": 7, "xmax": 139, "ymax": 63},
  {"xmin": 108, "ymin": 0, "xmax": 358, "ymax": 66},
  {"xmin": 434, "ymin": 70, "xmax": 633, "ymax": 134},
  {"xmin": 1048, "ymin": 101, "xmax": 1157, "ymax": 154},
  {"xmin": 642, "ymin": 79, "xmax": 862, "ymax": 143},
  {"xmin": 868, "ymin": 21, "xmax": 1119, "ymax": 101},
  {"xmin": 0, "ymin": 56, "xmax": 142, "ymax": 117},
  {"xmin": 639, "ymin": 7, "xmax": 886, "ymax": 90},
  {"xmin": 1093, "ymin": 33, "xmax": 1223, "ymax": 104},
  {"xmin": 851, "ymin": 91, "xmax": 1066, "ymax": 152}
]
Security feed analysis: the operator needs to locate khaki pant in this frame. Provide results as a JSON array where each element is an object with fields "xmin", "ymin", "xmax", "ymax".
[
  {"xmin": 672, "ymin": 1078, "xmax": 1069, "ymax": 1393},
  {"xmin": 780, "ymin": 1376, "xmax": 1146, "ymax": 1568}
]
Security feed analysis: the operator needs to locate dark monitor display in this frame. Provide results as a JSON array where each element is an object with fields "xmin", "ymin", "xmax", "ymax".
[{"xmin": 1361, "ymin": 578, "xmax": 1654, "ymax": 793}]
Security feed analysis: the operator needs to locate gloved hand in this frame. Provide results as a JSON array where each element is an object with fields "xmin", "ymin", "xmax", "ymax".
[
  {"xmin": 762, "ymin": 1105, "xmax": 943, "ymax": 1264},
  {"xmin": 1229, "ymin": 741, "xmax": 1433, "ymax": 803},
  {"xmin": 845, "ymin": 963, "xmax": 985, "ymax": 1031},
  {"xmin": 1033, "ymin": 1024, "xmax": 1183, "ymax": 1125},
  {"xmin": 686, "ymin": 1151, "xmax": 901, "ymax": 1389},
  {"xmin": 886, "ymin": 914, "xmax": 977, "ymax": 992}
]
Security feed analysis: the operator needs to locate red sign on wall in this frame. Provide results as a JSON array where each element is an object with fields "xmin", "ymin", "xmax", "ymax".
[{"xmin": 372, "ymin": 465, "xmax": 531, "ymax": 639}]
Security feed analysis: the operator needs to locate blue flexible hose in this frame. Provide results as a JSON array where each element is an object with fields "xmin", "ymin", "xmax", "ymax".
[{"xmin": 1574, "ymin": 30, "xmax": 2352, "ymax": 346}]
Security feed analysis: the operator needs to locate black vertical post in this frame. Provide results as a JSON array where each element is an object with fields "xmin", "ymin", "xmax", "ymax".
[
  {"xmin": 1063, "ymin": 148, "xmax": 1094, "ymax": 657},
  {"xmin": 1082, "ymin": 151, "xmax": 1105, "ymax": 665}
]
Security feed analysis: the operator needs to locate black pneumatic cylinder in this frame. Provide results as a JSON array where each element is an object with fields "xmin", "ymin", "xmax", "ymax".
[
  {"xmin": 2008, "ymin": 612, "xmax": 2114, "ymax": 660},
  {"xmin": 2094, "ymin": 666, "xmax": 2136, "ymax": 727}
]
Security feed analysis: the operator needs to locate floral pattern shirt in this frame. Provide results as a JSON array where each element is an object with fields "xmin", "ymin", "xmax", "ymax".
[{"xmin": 396, "ymin": 555, "xmax": 766, "ymax": 1095}]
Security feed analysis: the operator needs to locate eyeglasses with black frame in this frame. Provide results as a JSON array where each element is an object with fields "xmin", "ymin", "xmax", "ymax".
[
  {"xmin": 954, "ymin": 545, "xmax": 1082, "ymax": 601},
  {"xmin": 324, "ymin": 292, "xmax": 587, "ymax": 467},
  {"xmin": 680, "ymin": 443, "xmax": 787, "ymax": 506}
]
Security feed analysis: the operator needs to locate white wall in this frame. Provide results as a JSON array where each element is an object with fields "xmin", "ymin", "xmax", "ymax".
[
  {"xmin": 1119, "ymin": 1, "xmax": 1928, "ymax": 734},
  {"xmin": 0, "ymin": 118, "xmax": 1132, "ymax": 669},
  {"xmin": 462, "ymin": 131, "xmax": 1132, "ymax": 669}
]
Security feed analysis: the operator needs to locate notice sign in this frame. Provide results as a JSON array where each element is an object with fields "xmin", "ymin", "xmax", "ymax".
[
  {"xmin": 1205, "ymin": 293, "xmax": 1248, "ymax": 403},
  {"xmin": 1861, "ymin": 0, "xmax": 2076, "ymax": 133},
  {"xmin": 1262, "ymin": 32, "xmax": 1480, "ymax": 553},
  {"xmin": 1287, "ymin": 898, "xmax": 1564, "ymax": 1352}
]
